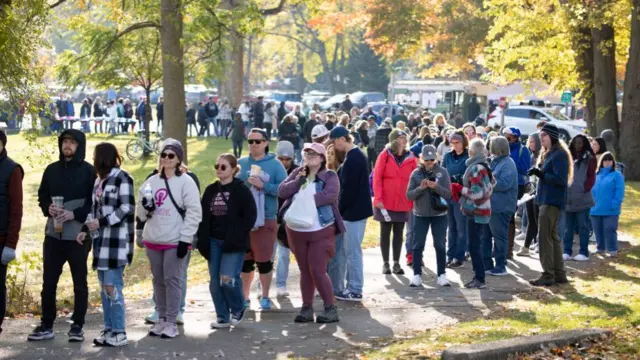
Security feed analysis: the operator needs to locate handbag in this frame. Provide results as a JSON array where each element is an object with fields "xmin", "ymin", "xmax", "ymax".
[
  {"xmin": 430, "ymin": 190, "xmax": 449, "ymax": 212},
  {"xmin": 283, "ymin": 183, "xmax": 317, "ymax": 229}
]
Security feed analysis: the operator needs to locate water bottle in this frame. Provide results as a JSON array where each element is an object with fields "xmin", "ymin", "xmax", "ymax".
[
  {"xmin": 86, "ymin": 214, "xmax": 100, "ymax": 239},
  {"xmin": 144, "ymin": 183, "xmax": 153, "ymax": 203}
]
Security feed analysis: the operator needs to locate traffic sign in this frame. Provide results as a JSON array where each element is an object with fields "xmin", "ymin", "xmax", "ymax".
[{"xmin": 561, "ymin": 91, "xmax": 572, "ymax": 104}]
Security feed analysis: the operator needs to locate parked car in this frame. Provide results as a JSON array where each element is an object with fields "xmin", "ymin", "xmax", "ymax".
[
  {"xmin": 487, "ymin": 105, "xmax": 587, "ymax": 141},
  {"xmin": 350, "ymin": 91, "xmax": 386, "ymax": 109},
  {"xmin": 318, "ymin": 93, "xmax": 348, "ymax": 110}
]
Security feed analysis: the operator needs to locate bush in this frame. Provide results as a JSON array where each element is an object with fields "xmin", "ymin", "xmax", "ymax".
[{"xmin": 5, "ymin": 251, "xmax": 42, "ymax": 316}]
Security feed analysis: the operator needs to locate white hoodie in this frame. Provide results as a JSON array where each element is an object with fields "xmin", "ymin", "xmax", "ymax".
[{"xmin": 137, "ymin": 173, "xmax": 202, "ymax": 245}]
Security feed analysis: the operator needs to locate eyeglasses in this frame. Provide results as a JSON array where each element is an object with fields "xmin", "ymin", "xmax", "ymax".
[
  {"xmin": 423, "ymin": 159, "xmax": 435, "ymax": 162},
  {"xmin": 248, "ymin": 139, "xmax": 264, "ymax": 145},
  {"xmin": 214, "ymin": 164, "xmax": 227, "ymax": 171},
  {"xmin": 161, "ymin": 152, "xmax": 176, "ymax": 160},
  {"xmin": 303, "ymin": 152, "xmax": 319, "ymax": 158}
]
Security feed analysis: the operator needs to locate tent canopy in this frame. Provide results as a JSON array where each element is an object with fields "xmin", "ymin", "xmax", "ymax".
[{"xmin": 487, "ymin": 81, "xmax": 561, "ymax": 103}]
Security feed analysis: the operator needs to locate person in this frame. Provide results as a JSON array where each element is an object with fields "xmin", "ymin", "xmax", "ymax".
[
  {"xmin": 482, "ymin": 137, "xmax": 517, "ymax": 276},
  {"xmin": 302, "ymin": 113, "xmax": 319, "ymax": 143},
  {"xmin": 218, "ymin": 99, "xmax": 233, "ymax": 139},
  {"xmin": 563, "ymin": 134, "xmax": 596, "ymax": 261},
  {"xmin": 392, "ymin": 108, "xmax": 408, "ymax": 127},
  {"xmin": 279, "ymin": 114, "xmax": 300, "ymax": 149},
  {"xmin": 252, "ymin": 96, "xmax": 265, "ymax": 129},
  {"xmin": 156, "ymin": 97, "xmax": 164, "ymax": 134},
  {"xmin": 197, "ymin": 154, "xmax": 257, "ymax": 329},
  {"xmin": 372, "ymin": 120, "xmax": 393, "ymax": 168},
  {"xmin": 311, "ymin": 124, "xmax": 329, "ymax": 144},
  {"xmin": 406, "ymin": 144, "xmax": 451, "ymax": 287},
  {"xmin": 436, "ymin": 128, "xmax": 454, "ymax": 161},
  {"xmin": 64, "ymin": 95, "xmax": 76, "ymax": 130},
  {"xmin": 92, "ymin": 97, "xmax": 105, "ymax": 134},
  {"xmin": 330, "ymin": 127, "xmax": 372, "ymax": 301},
  {"xmin": 80, "ymin": 99, "xmax": 91, "ymax": 133},
  {"xmin": 106, "ymin": 100, "xmax": 118, "ymax": 135},
  {"xmin": 274, "ymin": 141, "xmax": 298, "ymax": 297},
  {"xmin": 292, "ymin": 105, "xmax": 307, "ymax": 134},
  {"xmin": 30, "ymin": 130, "xmax": 96, "ymax": 342},
  {"xmin": 527, "ymin": 123, "xmax": 572, "ymax": 286},
  {"xmin": 237, "ymin": 129, "xmax": 287, "ymax": 310},
  {"xmin": 324, "ymin": 114, "xmax": 336, "ymax": 131},
  {"xmin": 442, "ymin": 130, "xmax": 469, "ymax": 268},
  {"xmin": 186, "ymin": 102, "xmax": 197, "ymax": 137},
  {"xmin": 590, "ymin": 152, "xmax": 624, "ymax": 257},
  {"xmin": 454, "ymin": 138, "xmax": 494, "ymax": 289},
  {"xmin": 467, "ymin": 94, "xmax": 480, "ymax": 123},
  {"xmin": 205, "ymin": 96, "xmax": 219, "ymax": 137},
  {"xmin": 238, "ymin": 101, "xmax": 251, "ymax": 137},
  {"xmin": 277, "ymin": 102, "xmax": 287, "ymax": 125},
  {"xmin": 135, "ymin": 97, "xmax": 146, "ymax": 131},
  {"xmin": 590, "ymin": 137, "xmax": 607, "ymax": 165},
  {"xmin": 340, "ymin": 95, "xmax": 353, "ymax": 112},
  {"xmin": 264, "ymin": 102, "xmax": 276, "ymax": 140},
  {"xmin": 503, "ymin": 127, "xmax": 531, "ymax": 259},
  {"xmin": 517, "ymin": 133, "xmax": 542, "ymax": 256},
  {"xmin": 356, "ymin": 120, "xmax": 369, "ymax": 148},
  {"xmin": 197, "ymin": 101, "xmax": 209, "ymax": 137},
  {"xmin": 136, "ymin": 139, "xmax": 202, "ymax": 338},
  {"xmin": 462, "ymin": 123, "xmax": 478, "ymax": 141},
  {"xmin": 452, "ymin": 110, "xmax": 464, "ymax": 129},
  {"xmin": 600, "ymin": 129, "xmax": 616, "ymax": 157},
  {"xmin": 372, "ymin": 129, "xmax": 417, "ymax": 274},
  {"xmin": 231, "ymin": 112, "xmax": 246, "ymax": 158},
  {"xmin": 325, "ymin": 143, "xmax": 346, "ymax": 295},
  {"xmin": 75, "ymin": 143, "xmax": 134, "ymax": 347},
  {"xmin": 0, "ymin": 130, "xmax": 24, "ymax": 337},
  {"xmin": 278, "ymin": 143, "xmax": 345, "ymax": 323}
]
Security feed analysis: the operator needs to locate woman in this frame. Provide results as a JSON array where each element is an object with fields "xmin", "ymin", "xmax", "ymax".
[
  {"xmin": 563, "ymin": 134, "xmax": 597, "ymax": 261},
  {"xmin": 339, "ymin": 114, "xmax": 350, "ymax": 128},
  {"xmin": 218, "ymin": 99, "xmax": 233, "ymax": 139},
  {"xmin": 137, "ymin": 139, "xmax": 202, "ymax": 338},
  {"xmin": 518, "ymin": 133, "xmax": 542, "ymax": 256},
  {"xmin": 590, "ymin": 152, "xmax": 624, "ymax": 257},
  {"xmin": 76, "ymin": 143, "xmax": 135, "ymax": 347},
  {"xmin": 463, "ymin": 123, "xmax": 477, "ymax": 141},
  {"xmin": 93, "ymin": 97, "xmax": 105, "ymax": 133},
  {"xmin": 591, "ymin": 137, "xmax": 607, "ymax": 164},
  {"xmin": 264, "ymin": 102, "xmax": 276, "ymax": 140},
  {"xmin": 80, "ymin": 99, "xmax": 91, "ymax": 133},
  {"xmin": 406, "ymin": 144, "xmax": 452, "ymax": 287},
  {"xmin": 278, "ymin": 143, "xmax": 345, "ymax": 323},
  {"xmin": 325, "ymin": 142, "xmax": 347, "ymax": 296},
  {"xmin": 436, "ymin": 128, "xmax": 454, "ymax": 160},
  {"xmin": 326, "ymin": 143, "xmax": 345, "ymax": 171},
  {"xmin": 441, "ymin": 130, "xmax": 469, "ymax": 267},
  {"xmin": 396, "ymin": 121, "xmax": 407, "ymax": 132},
  {"xmin": 277, "ymin": 102, "xmax": 287, "ymax": 124},
  {"xmin": 356, "ymin": 120, "xmax": 370, "ymax": 148},
  {"xmin": 278, "ymin": 114, "xmax": 300, "ymax": 149},
  {"xmin": 197, "ymin": 154, "xmax": 257, "ymax": 329},
  {"xmin": 412, "ymin": 127, "xmax": 429, "ymax": 147},
  {"xmin": 434, "ymin": 113, "xmax": 447, "ymax": 134},
  {"xmin": 373, "ymin": 129, "xmax": 418, "ymax": 275}
]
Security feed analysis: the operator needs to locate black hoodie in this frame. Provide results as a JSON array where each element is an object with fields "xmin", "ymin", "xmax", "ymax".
[{"xmin": 37, "ymin": 129, "xmax": 96, "ymax": 241}]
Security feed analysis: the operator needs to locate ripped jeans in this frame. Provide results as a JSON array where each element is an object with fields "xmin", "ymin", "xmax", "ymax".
[
  {"xmin": 97, "ymin": 267, "xmax": 126, "ymax": 333},
  {"xmin": 208, "ymin": 238, "xmax": 245, "ymax": 323}
]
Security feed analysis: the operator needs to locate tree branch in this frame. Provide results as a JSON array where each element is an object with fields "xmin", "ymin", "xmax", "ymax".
[
  {"xmin": 261, "ymin": 0, "xmax": 286, "ymax": 16},
  {"xmin": 49, "ymin": 0, "xmax": 67, "ymax": 9},
  {"xmin": 262, "ymin": 31, "xmax": 319, "ymax": 53}
]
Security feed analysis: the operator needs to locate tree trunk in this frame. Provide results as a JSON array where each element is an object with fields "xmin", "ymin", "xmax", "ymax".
[
  {"xmin": 591, "ymin": 23, "xmax": 619, "ymax": 151},
  {"xmin": 575, "ymin": 25, "xmax": 597, "ymax": 135},
  {"xmin": 221, "ymin": 32, "xmax": 244, "ymax": 109},
  {"xmin": 318, "ymin": 43, "xmax": 334, "ymax": 94},
  {"xmin": 620, "ymin": 0, "xmax": 640, "ymax": 180},
  {"xmin": 160, "ymin": 0, "xmax": 187, "ymax": 162},
  {"xmin": 245, "ymin": 36, "xmax": 253, "ymax": 95},
  {"xmin": 295, "ymin": 43, "xmax": 306, "ymax": 94},
  {"xmin": 144, "ymin": 87, "xmax": 152, "ymax": 157}
]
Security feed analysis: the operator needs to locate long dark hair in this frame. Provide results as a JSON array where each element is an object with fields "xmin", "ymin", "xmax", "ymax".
[
  {"xmin": 94, "ymin": 142, "xmax": 123, "ymax": 179},
  {"xmin": 568, "ymin": 134, "xmax": 594, "ymax": 166},
  {"xmin": 596, "ymin": 151, "xmax": 616, "ymax": 173},
  {"xmin": 594, "ymin": 137, "xmax": 607, "ymax": 155}
]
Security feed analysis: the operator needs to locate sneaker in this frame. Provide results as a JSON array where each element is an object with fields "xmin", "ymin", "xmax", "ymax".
[
  {"xmin": 406, "ymin": 253, "xmax": 414, "ymax": 266},
  {"xmin": 562, "ymin": 253, "xmax": 571, "ymax": 261},
  {"xmin": 448, "ymin": 259, "xmax": 463, "ymax": 268},
  {"xmin": 531, "ymin": 243, "xmax": 539, "ymax": 253},
  {"xmin": 316, "ymin": 305, "xmax": 339, "ymax": 323},
  {"xmin": 259, "ymin": 297, "xmax": 272, "ymax": 310},
  {"xmin": 593, "ymin": 249, "xmax": 606, "ymax": 255},
  {"xmin": 244, "ymin": 299, "xmax": 251, "ymax": 308},
  {"xmin": 277, "ymin": 287, "xmax": 289, "ymax": 297},
  {"xmin": 410, "ymin": 274, "xmax": 422, "ymax": 287},
  {"xmin": 436, "ymin": 274, "xmax": 451, "ymax": 287},
  {"xmin": 573, "ymin": 254, "xmax": 589, "ymax": 262},
  {"xmin": 176, "ymin": 311, "xmax": 185, "ymax": 325},
  {"xmin": 488, "ymin": 269, "xmax": 508, "ymax": 276},
  {"xmin": 231, "ymin": 308, "xmax": 246, "ymax": 327},
  {"xmin": 392, "ymin": 262, "xmax": 405, "ymax": 275},
  {"xmin": 464, "ymin": 278, "xmax": 487, "ymax": 289},
  {"xmin": 516, "ymin": 248, "xmax": 530, "ymax": 257},
  {"xmin": 160, "ymin": 322, "xmax": 179, "ymax": 338},
  {"xmin": 382, "ymin": 262, "xmax": 391, "ymax": 275},
  {"xmin": 515, "ymin": 233, "xmax": 526, "ymax": 241},
  {"xmin": 149, "ymin": 319, "xmax": 166, "ymax": 336},
  {"xmin": 607, "ymin": 251, "xmax": 618, "ymax": 258},
  {"xmin": 68, "ymin": 324, "xmax": 84, "ymax": 342},
  {"xmin": 28, "ymin": 325, "xmax": 55, "ymax": 341},
  {"xmin": 104, "ymin": 332, "xmax": 128, "ymax": 347},
  {"xmin": 335, "ymin": 291, "xmax": 363, "ymax": 302},
  {"xmin": 294, "ymin": 305, "xmax": 314, "ymax": 323},
  {"xmin": 145, "ymin": 310, "xmax": 159, "ymax": 324},
  {"xmin": 554, "ymin": 276, "xmax": 569, "ymax": 285},
  {"xmin": 529, "ymin": 276, "xmax": 554, "ymax": 287},
  {"xmin": 93, "ymin": 329, "xmax": 112, "ymax": 346},
  {"xmin": 210, "ymin": 320, "xmax": 230, "ymax": 329},
  {"xmin": 464, "ymin": 252, "xmax": 471, "ymax": 261}
]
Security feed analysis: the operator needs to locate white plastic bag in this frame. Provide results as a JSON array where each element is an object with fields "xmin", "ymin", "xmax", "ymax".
[{"xmin": 284, "ymin": 184, "xmax": 317, "ymax": 229}]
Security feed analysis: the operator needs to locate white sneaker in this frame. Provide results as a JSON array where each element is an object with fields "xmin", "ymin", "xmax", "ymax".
[
  {"xmin": 573, "ymin": 254, "xmax": 589, "ymax": 261},
  {"xmin": 515, "ymin": 233, "xmax": 526, "ymax": 241},
  {"xmin": 160, "ymin": 322, "xmax": 179, "ymax": 338},
  {"xmin": 437, "ymin": 274, "xmax": 451, "ymax": 287},
  {"xmin": 276, "ymin": 287, "xmax": 289, "ymax": 297},
  {"xmin": 562, "ymin": 254, "xmax": 571, "ymax": 261},
  {"xmin": 149, "ymin": 319, "xmax": 166, "ymax": 336},
  {"xmin": 104, "ymin": 332, "xmax": 128, "ymax": 347},
  {"xmin": 176, "ymin": 311, "xmax": 184, "ymax": 325},
  {"xmin": 410, "ymin": 274, "xmax": 422, "ymax": 287},
  {"xmin": 210, "ymin": 320, "xmax": 230, "ymax": 329}
]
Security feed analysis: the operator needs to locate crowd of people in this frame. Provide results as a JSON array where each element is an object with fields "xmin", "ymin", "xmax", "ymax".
[{"xmin": 0, "ymin": 102, "xmax": 626, "ymax": 347}]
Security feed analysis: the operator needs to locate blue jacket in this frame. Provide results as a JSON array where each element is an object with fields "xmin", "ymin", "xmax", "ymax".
[
  {"xmin": 490, "ymin": 155, "xmax": 518, "ymax": 214},
  {"xmin": 535, "ymin": 147, "xmax": 569, "ymax": 210},
  {"xmin": 66, "ymin": 101, "xmax": 75, "ymax": 117},
  {"xmin": 590, "ymin": 166, "xmax": 625, "ymax": 216},
  {"xmin": 237, "ymin": 153, "xmax": 288, "ymax": 220},
  {"xmin": 442, "ymin": 149, "xmax": 469, "ymax": 184},
  {"xmin": 509, "ymin": 141, "xmax": 531, "ymax": 186}
]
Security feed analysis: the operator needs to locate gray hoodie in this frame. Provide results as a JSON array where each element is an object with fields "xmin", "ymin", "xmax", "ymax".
[{"xmin": 406, "ymin": 163, "xmax": 452, "ymax": 217}]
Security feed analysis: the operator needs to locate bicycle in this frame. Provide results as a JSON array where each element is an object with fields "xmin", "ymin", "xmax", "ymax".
[{"xmin": 126, "ymin": 130, "xmax": 162, "ymax": 160}]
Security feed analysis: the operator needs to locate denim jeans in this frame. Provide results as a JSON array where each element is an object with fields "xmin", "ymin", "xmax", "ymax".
[
  {"xmin": 591, "ymin": 215, "xmax": 619, "ymax": 253},
  {"xmin": 344, "ymin": 219, "xmax": 367, "ymax": 295},
  {"xmin": 207, "ymin": 117, "xmax": 219, "ymax": 137},
  {"xmin": 412, "ymin": 215, "xmax": 448, "ymax": 276},
  {"xmin": 482, "ymin": 211, "xmax": 513, "ymax": 273},
  {"xmin": 467, "ymin": 219, "xmax": 486, "ymax": 283},
  {"xmin": 98, "ymin": 267, "xmax": 126, "ymax": 332},
  {"xmin": 563, "ymin": 209, "xmax": 590, "ymax": 257},
  {"xmin": 521, "ymin": 205, "xmax": 528, "ymax": 234},
  {"xmin": 208, "ymin": 239, "xmax": 245, "ymax": 323},
  {"xmin": 275, "ymin": 242, "xmax": 291, "ymax": 289},
  {"xmin": 557, "ymin": 210, "xmax": 566, "ymax": 244},
  {"xmin": 327, "ymin": 233, "xmax": 346, "ymax": 295},
  {"xmin": 152, "ymin": 250, "xmax": 190, "ymax": 313},
  {"xmin": 447, "ymin": 201, "xmax": 468, "ymax": 262},
  {"xmin": 405, "ymin": 214, "xmax": 414, "ymax": 255}
]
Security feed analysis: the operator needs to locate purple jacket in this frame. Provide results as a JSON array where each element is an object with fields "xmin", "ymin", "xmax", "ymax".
[{"xmin": 278, "ymin": 167, "xmax": 346, "ymax": 235}]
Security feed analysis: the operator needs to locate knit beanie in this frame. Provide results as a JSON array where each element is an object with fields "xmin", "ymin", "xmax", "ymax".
[
  {"xmin": 388, "ymin": 129, "xmax": 408, "ymax": 142},
  {"xmin": 540, "ymin": 123, "xmax": 559, "ymax": 141},
  {"xmin": 161, "ymin": 138, "xmax": 185, "ymax": 163}
]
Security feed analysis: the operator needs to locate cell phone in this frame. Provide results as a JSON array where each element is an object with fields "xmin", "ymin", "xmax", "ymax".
[{"xmin": 429, "ymin": 177, "xmax": 436, "ymax": 182}]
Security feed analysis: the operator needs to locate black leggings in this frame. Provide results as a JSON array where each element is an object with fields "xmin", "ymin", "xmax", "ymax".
[
  {"xmin": 380, "ymin": 222, "xmax": 405, "ymax": 262},
  {"xmin": 524, "ymin": 201, "xmax": 540, "ymax": 248}
]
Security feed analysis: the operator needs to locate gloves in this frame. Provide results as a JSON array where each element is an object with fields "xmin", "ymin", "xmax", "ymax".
[
  {"xmin": 177, "ymin": 241, "xmax": 190, "ymax": 259},
  {"xmin": 527, "ymin": 167, "xmax": 544, "ymax": 178},
  {"xmin": 141, "ymin": 197, "xmax": 156, "ymax": 214},
  {"xmin": 1, "ymin": 247, "xmax": 16, "ymax": 265},
  {"xmin": 136, "ymin": 229, "xmax": 144, "ymax": 248},
  {"xmin": 451, "ymin": 183, "xmax": 463, "ymax": 203}
]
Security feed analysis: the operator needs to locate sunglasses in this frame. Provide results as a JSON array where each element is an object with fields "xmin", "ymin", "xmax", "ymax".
[
  {"xmin": 214, "ymin": 164, "xmax": 227, "ymax": 171},
  {"xmin": 161, "ymin": 152, "xmax": 176, "ymax": 160},
  {"xmin": 248, "ymin": 139, "xmax": 265, "ymax": 145},
  {"xmin": 423, "ymin": 159, "xmax": 435, "ymax": 162}
]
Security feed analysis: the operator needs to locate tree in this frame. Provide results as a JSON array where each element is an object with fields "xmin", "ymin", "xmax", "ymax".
[
  {"xmin": 343, "ymin": 38, "xmax": 388, "ymax": 93},
  {"xmin": 620, "ymin": 0, "xmax": 640, "ymax": 180}
]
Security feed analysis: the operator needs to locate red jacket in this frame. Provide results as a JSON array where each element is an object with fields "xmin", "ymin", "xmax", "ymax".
[{"xmin": 373, "ymin": 149, "xmax": 418, "ymax": 212}]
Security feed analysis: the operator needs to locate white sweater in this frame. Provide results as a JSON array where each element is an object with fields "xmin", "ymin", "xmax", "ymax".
[{"xmin": 137, "ymin": 173, "xmax": 202, "ymax": 245}]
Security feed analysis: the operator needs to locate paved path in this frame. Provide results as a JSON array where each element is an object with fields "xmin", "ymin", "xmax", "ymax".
[{"xmin": 0, "ymin": 231, "xmax": 633, "ymax": 360}]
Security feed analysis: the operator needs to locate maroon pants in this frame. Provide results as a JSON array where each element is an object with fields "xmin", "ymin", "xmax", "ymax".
[{"xmin": 286, "ymin": 225, "xmax": 336, "ymax": 307}]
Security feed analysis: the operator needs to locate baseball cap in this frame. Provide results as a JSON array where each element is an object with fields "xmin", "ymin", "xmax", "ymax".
[
  {"xmin": 311, "ymin": 124, "xmax": 329, "ymax": 139},
  {"xmin": 421, "ymin": 145, "xmax": 437, "ymax": 161},
  {"xmin": 302, "ymin": 142, "xmax": 326, "ymax": 156},
  {"xmin": 329, "ymin": 126, "xmax": 350, "ymax": 139}
]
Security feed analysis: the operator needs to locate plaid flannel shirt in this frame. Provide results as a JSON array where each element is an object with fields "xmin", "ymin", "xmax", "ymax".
[{"xmin": 92, "ymin": 168, "xmax": 135, "ymax": 270}]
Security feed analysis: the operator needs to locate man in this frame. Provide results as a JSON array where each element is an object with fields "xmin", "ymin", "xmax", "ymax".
[
  {"xmin": 452, "ymin": 110, "xmax": 464, "ymax": 129},
  {"xmin": 362, "ymin": 106, "xmax": 378, "ymax": 124},
  {"xmin": 311, "ymin": 124, "xmax": 329, "ymax": 144},
  {"xmin": 503, "ymin": 127, "xmax": 531, "ymax": 258},
  {"xmin": 467, "ymin": 94, "xmax": 481, "ymax": 123},
  {"xmin": 330, "ymin": 127, "xmax": 373, "ymax": 301},
  {"xmin": 292, "ymin": 104, "xmax": 307, "ymax": 134},
  {"xmin": 135, "ymin": 97, "xmax": 146, "ymax": 131},
  {"xmin": 302, "ymin": 112, "xmax": 319, "ymax": 143},
  {"xmin": 197, "ymin": 101, "xmax": 208, "ymax": 137},
  {"xmin": 341, "ymin": 95, "xmax": 353, "ymax": 112},
  {"xmin": 156, "ymin": 97, "xmax": 164, "ymax": 134},
  {"xmin": 0, "ymin": 130, "xmax": 24, "ymax": 337},
  {"xmin": 237, "ymin": 129, "xmax": 287, "ymax": 310},
  {"xmin": 252, "ymin": 96, "xmax": 265, "ymax": 129},
  {"xmin": 274, "ymin": 141, "xmax": 298, "ymax": 297},
  {"xmin": 392, "ymin": 108, "xmax": 408, "ymax": 127},
  {"xmin": 30, "ymin": 129, "xmax": 96, "ymax": 342},
  {"xmin": 205, "ymin": 96, "xmax": 219, "ymax": 137}
]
